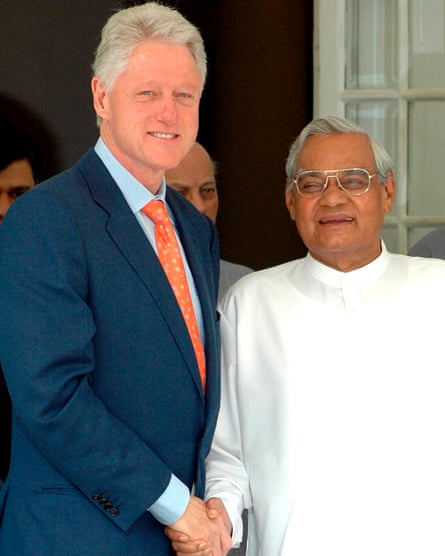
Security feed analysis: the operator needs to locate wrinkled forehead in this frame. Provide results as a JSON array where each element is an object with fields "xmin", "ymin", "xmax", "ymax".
[{"xmin": 298, "ymin": 133, "xmax": 374, "ymax": 171}]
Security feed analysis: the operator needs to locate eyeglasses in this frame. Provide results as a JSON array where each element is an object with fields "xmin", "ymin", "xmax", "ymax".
[{"xmin": 293, "ymin": 168, "xmax": 377, "ymax": 198}]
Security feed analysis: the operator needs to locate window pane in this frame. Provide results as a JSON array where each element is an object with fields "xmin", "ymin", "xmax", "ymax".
[
  {"xmin": 381, "ymin": 226, "xmax": 399, "ymax": 253},
  {"xmin": 409, "ymin": 0, "xmax": 445, "ymax": 88},
  {"xmin": 345, "ymin": 101, "xmax": 398, "ymax": 169},
  {"xmin": 345, "ymin": 0, "xmax": 398, "ymax": 89},
  {"xmin": 408, "ymin": 101, "xmax": 445, "ymax": 215}
]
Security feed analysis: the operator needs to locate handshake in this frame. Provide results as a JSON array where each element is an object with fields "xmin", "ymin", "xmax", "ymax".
[{"xmin": 165, "ymin": 496, "xmax": 233, "ymax": 556}]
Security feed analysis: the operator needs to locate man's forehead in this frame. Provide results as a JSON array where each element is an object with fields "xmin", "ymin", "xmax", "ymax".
[{"xmin": 299, "ymin": 133, "xmax": 373, "ymax": 167}]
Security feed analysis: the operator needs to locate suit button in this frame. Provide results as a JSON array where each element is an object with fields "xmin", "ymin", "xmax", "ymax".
[
  {"xmin": 93, "ymin": 494, "xmax": 109, "ymax": 505},
  {"xmin": 92, "ymin": 493, "xmax": 119, "ymax": 516}
]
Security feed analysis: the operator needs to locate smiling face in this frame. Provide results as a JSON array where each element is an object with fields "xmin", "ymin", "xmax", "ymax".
[
  {"xmin": 285, "ymin": 132, "xmax": 395, "ymax": 271},
  {"xmin": 91, "ymin": 39, "xmax": 203, "ymax": 193}
]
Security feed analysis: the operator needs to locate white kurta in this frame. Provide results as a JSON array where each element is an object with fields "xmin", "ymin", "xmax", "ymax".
[{"xmin": 206, "ymin": 245, "xmax": 445, "ymax": 555}]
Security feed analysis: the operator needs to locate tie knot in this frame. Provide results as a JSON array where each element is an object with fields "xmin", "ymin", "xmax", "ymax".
[{"xmin": 142, "ymin": 199, "xmax": 168, "ymax": 225}]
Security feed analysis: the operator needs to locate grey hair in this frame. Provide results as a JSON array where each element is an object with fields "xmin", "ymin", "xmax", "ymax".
[
  {"xmin": 92, "ymin": 2, "xmax": 207, "ymax": 92},
  {"xmin": 285, "ymin": 116, "xmax": 394, "ymax": 192}
]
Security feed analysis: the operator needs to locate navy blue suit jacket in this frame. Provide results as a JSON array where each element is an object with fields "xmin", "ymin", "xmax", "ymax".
[{"xmin": 0, "ymin": 150, "xmax": 221, "ymax": 555}]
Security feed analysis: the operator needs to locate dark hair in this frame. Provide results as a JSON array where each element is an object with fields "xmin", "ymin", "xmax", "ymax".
[{"xmin": 0, "ymin": 119, "xmax": 42, "ymax": 180}]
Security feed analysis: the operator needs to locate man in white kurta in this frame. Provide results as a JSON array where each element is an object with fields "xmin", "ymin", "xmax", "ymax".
[
  {"xmin": 207, "ymin": 244, "xmax": 445, "ymax": 555},
  {"xmin": 166, "ymin": 116, "xmax": 445, "ymax": 556}
]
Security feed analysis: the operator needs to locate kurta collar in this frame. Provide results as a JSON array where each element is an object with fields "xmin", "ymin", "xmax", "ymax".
[{"xmin": 303, "ymin": 241, "xmax": 390, "ymax": 289}]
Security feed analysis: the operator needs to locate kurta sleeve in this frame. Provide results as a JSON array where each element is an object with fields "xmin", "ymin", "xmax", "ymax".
[{"xmin": 205, "ymin": 303, "xmax": 250, "ymax": 547}]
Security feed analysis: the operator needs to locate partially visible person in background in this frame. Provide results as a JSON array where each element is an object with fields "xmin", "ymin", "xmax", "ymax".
[
  {"xmin": 0, "ymin": 118, "xmax": 41, "ymax": 486},
  {"xmin": 166, "ymin": 142, "xmax": 253, "ymax": 300},
  {"xmin": 408, "ymin": 227, "xmax": 445, "ymax": 258},
  {"xmin": 0, "ymin": 118, "xmax": 41, "ymax": 224}
]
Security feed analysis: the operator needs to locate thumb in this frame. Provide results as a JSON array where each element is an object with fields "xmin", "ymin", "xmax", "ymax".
[{"xmin": 206, "ymin": 497, "xmax": 225, "ymax": 520}]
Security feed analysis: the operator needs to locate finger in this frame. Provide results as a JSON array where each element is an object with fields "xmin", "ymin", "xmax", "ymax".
[
  {"xmin": 164, "ymin": 527, "xmax": 189, "ymax": 542},
  {"xmin": 171, "ymin": 541, "xmax": 212, "ymax": 554},
  {"xmin": 206, "ymin": 497, "xmax": 224, "ymax": 519},
  {"xmin": 175, "ymin": 543, "xmax": 213, "ymax": 556}
]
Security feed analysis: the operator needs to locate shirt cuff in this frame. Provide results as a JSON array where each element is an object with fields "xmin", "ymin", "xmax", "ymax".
[{"xmin": 148, "ymin": 474, "xmax": 190, "ymax": 525}]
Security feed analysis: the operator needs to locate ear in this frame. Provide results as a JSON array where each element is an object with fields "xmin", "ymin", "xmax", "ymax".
[
  {"xmin": 383, "ymin": 170, "xmax": 396, "ymax": 214},
  {"xmin": 91, "ymin": 76, "xmax": 109, "ymax": 121},
  {"xmin": 285, "ymin": 184, "xmax": 297, "ymax": 222}
]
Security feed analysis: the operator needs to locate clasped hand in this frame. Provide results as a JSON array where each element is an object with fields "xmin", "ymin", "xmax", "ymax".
[{"xmin": 165, "ymin": 496, "xmax": 232, "ymax": 556}]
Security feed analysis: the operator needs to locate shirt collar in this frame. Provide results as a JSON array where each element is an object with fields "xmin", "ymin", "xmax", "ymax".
[
  {"xmin": 304, "ymin": 241, "xmax": 390, "ymax": 289},
  {"xmin": 94, "ymin": 137, "xmax": 167, "ymax": 214}
]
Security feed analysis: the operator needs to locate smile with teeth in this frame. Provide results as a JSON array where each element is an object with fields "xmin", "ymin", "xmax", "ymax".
[
  {"xmin": 319, "ymin": 216, "xmax": 353, "ymax": 224},
  {"xmin": 149, "ymin": 132, "xmax": 177, "ymax": 139}
]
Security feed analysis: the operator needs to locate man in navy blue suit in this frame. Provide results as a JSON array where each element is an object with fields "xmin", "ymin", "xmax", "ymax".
[{"xmin": 0, "ymin": 3, "xmax": 231, "ymax": 554}]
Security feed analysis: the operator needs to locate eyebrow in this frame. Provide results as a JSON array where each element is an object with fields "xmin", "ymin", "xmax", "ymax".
[
  {"xmin": 166, "ymin": 182, "xmax": 189, "ymax": 189},
  {"xmin": 8, "ymin": 184, "xmax": 34, "ymax": 190},
  {"xmin": 199, "ymin": 180, "xmax": 216, "ymax": 187},
  {"xmin": 167, "ymin": 180, "xmax": 216, "ymax": 188}
]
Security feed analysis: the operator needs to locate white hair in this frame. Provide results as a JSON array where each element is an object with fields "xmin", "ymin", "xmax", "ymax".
[
  {"xmin": 92, "ymin": 2, "xmax": 207, "ymax": 92},
  {"xmin": 285, "ymin": 116, "xmax": 394, "ymax": 191}
]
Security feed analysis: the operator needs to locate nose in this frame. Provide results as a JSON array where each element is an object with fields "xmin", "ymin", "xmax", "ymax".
[
  {"xmin": 319, "ymin": 175, "xmax": 347, "ymax": 204},
  {"xmin": 156, "ymin": 96, "xmax": 178, "ymax": 125}
]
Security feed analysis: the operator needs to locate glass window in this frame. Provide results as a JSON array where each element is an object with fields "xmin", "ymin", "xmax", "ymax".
[
  {"xmin": 408, "ymin": 100, "xmax": 445, "ymax": 215},
  {"xmin": 345, "ymin": 0, "xmax": 398, "ymax": 89},
  {"xmin": 345, "ymin": 101, "xmax": 398, "ymax": 169},
  {"xmin": 409, "ymin": 0, "xmax": 445, "ymax": 88}
]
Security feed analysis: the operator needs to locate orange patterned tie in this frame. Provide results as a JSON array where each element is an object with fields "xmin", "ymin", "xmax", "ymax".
[{"xmin": 143, "ymin": 200, "xmax": 206, "ymax": 390}]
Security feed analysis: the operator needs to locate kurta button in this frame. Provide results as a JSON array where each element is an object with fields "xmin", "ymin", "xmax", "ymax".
[
  {"xmin": 92, "ymin": 494, "xmax": 101, "ymax": 501},
  {"xmin": 104, "ymin": 502, "xmax": 113, "ymax": 510},
  {"xmin": 110, "ymin": 507, "xmax": 119, "ymax": 517}
]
